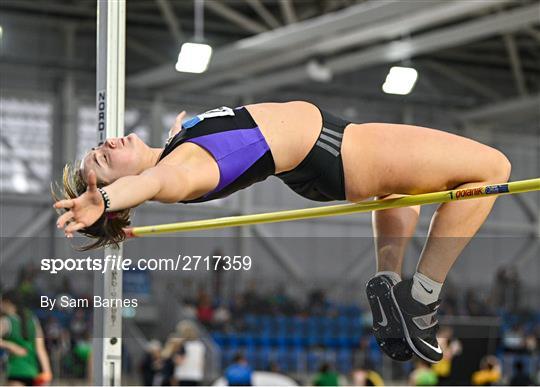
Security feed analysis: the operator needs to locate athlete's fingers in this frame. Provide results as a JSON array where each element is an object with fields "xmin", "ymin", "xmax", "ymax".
[
  {"xmin": 175, "ymin": 111, "xmax": 186, "ymax": 129},
  {"xmin": 53, "ymin": 200, "xmax": 74, "ymax": 210},
  {"xmin": 169, "ymin": 112, "xmax": 186, "ymax": 139},
  {"xmin": 87, "ymin": 170, "xmax": 98, "ymax": 193},
  {"xmin": 65, "ymin": 222, "xmax": 86, "ymax": 234},
  {"xmin": 57, "ymin": 211, "xmax": 74, "ymax": 228}
]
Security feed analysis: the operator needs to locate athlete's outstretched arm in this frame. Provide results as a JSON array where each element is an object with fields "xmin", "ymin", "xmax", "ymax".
[{"xmin": 54, "ymin": 165, "xmax": 193, "ymax": 236}]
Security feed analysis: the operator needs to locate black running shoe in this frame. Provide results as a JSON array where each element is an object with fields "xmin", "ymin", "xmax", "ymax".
[
  {"xmin": 391, "ymin": 279, "xmax": 443, "ymax": 363},
  {"xmin": 366, "ymin": 275, "xmax": 413, "ymax": 361}
]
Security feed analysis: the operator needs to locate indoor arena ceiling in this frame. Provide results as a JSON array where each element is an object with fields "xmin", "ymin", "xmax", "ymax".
[{"xmin": 1, "ymin": 0, "xmax": 539, "ymax": 132}]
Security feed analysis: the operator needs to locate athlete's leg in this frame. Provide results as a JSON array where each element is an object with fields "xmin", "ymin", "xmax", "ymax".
[
  {"xmin": 343, "ymin": 122, "xmax": 511, "ymax": 283},
  {"xmin": 344, "ymin": 122, "xmax": 511, "ymax": 362},
  {"xmin": 373, "ymin": 196, "xmax": 421, "ymax": 275},
  {"xmin": 367, "ymin": 195, "xmax": 420, "ymax": 362}
]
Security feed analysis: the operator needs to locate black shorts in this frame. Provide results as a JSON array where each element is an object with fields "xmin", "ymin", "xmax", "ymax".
[
  {"xmin": 276, "ymin": 107, "xmax": 349, "ymax": 201},
  {"xmin": 7, "ymin": 376, "xmax": 36, "ymax": 386}
]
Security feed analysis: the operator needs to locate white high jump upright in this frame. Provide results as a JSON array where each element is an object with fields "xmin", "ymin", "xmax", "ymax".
[{"xmin": 93, "ymin": 1, "xmax": 126, "ymax": 385}]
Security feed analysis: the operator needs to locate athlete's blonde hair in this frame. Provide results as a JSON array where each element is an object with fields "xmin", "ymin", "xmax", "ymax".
[{"xmin": 51, "ymin": 162, "xmax": 131, "ymax": 251}]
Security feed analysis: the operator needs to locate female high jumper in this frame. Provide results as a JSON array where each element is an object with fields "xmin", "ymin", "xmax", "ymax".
[{"xmin": 53, "ymin": 101, "xmax": 511, "ymax": 363}]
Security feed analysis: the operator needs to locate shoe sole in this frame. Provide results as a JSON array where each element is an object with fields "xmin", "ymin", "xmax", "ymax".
[
  {"xmin": 366, "ymin": 277, "xmax": 411, "ymax": 361},
  {"xmin": 390, "ymin": 286, "xmax": 439, "ymax": 364}
]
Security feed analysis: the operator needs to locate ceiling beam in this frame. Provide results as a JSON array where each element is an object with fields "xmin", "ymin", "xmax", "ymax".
[
  {"xmin": 460, "ymin": 94, "xmax": 540, "ymax": 126},
  {"xmin": 204, "ymin": 0, "xmax": 268, "ymax": 34},
  {"xmin": 503, "ymin": 34, "xmax": 529, "ymax": 96},
  {"xmin": 431, "ymin": 50, "xmax": 540, "ymax": 71},
  {"xmin": 127, "ymin": 36, "xmax": 170, "ymax": 64},
  {"xmin": 155, "ymin": 0, "xmax": 184, "ymax": 43},
  {"xmin": 244, "ymin": 0, "xmax": 282, "ymax": 29},
  {"xmin": 298, "ymin": 0, "xmax": 348, "ymax": 20},
  {"xmin": 279, "ymin": 0, "xmax": 297, "ymax": 24},
  {"xmin": 311, "ymin": 0, "xmax": 512, "ymax": 53},
  {"xmin": 0, "ymin": 2, "xmax": 246, "ymax": 35},
  {"xmin": 0, "ymin": 0, "xmax": 159, "ymax": 25},
  {"xmin": 421, "ymin": 60, "xmax": 503, "ymax": 100},
  {"xmin": 160, "ymin": 0, "xmax": 513, "ymax": 94},
  {"xmin": 0, "ymin": 0, "xmax": 94, "ymax": 17},
  {"xmin": 203, "ymin": 0, "xmax": 416, "ymax": 52},
  {"xmin": 127, "ymin": 0, "xmax": 421, "ymax": 87},
  {"xmin": 219, "ymin": 2, "xmax": 539, "ymax": 96},
  {"xmin": 527, "ymin": 27, "xmax": 540, "ymax": 43}
]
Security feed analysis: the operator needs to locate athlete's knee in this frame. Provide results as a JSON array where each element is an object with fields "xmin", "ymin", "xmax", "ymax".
[{"xmin": 487, "ymin": 149, "xmax": 511, "ymax": 183}]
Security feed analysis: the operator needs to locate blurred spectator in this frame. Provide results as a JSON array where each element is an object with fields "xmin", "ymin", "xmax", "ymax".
[
  {"xmin": 224, "ymin": 353, "xmax": 253, "ymax": 386},
  {"xmin": 140, "ymin": 340, "xmax": 163, "ymax": 386},
  {"xmin": 161, "ymin": 337, "xmax": 184, "ymax": 386},
  {"xmin": 16, "ymin": 266, "xmax": 41, "ymax": 308},
  {"xmin": 439, "ymin": 278, "xmax": 459, "ymax": 316},
  {"xmin": 181, "ymin": 301, "xmax": 197, "ymax": 320},
  {"xmin": 359, "ymin": 335, "xmax": 383, "ymax": 371},
  {"xmin": 465, "ymin": 290, "xmax": 489, "ymax": 316},
  {"xmin": 230, "ymin": 294, "xmax": 247, "ymax": 319},
  {"xmin": 308, "ymin": 290, "xmax": 327, "ymax": 316},
  {"xmin": 242, "ymin": 281, "xmax": 263, "ymax": 314},
  {"xmin": 471, "ymin": 355, "xmax": 501, "ymax": 386},
  {"xmin": 313, "ymin": 362, "xmax": 339, "ymax": 386},
  {"xmin": 173, "ymin": 320, "xmax": 205, "ymax": 386},
  {"xmin": 524, "ymin": 333, "xmax": 537, "ymax": 353},
  {"xmin": 43, "ymin": 316, "xmax": 68, "ymax": 378},
  {"xmin": 43, "ymin": 316, "xmax": 64, "ymax": 350},
  {"xmin": 350, "ymin": 364, "xmax": 384, "ymax": 386},
  {"xmin": 196, "ymin": 292, "xmax": 214, "ymax": 327},
  {"xmin": 69, "ymin": 309, "xmax": 89, "ymax": 343},
  {"xmin": 269, "ymin": 285, "xmax": 296, "ymax": 315},
  {"xmin": 56, "ymin": 277, "xmax": 75, "ymax": 301},
  {"xmin": 432, "ymin": 326, "xmax": 462, "ymax": 385},
  {"xmin": 409, "ymin": 358, "xmax": 438, "ymax": 386},
  {"xmin": 490, "ymin": 267, "xmax": 521, "ymax": 312},
  {"xmin": 0, "ymin": 290, "xmax": 53, "ymax": 386},
  {"xmin": 503, "ymin": 325, "xmax": 528, "ymax": 353},
  {"xmin": 71, "ymin": 332, "xmax": 91, "ymax": 379},
  {"xmin": 212, "ymin": 304, "xmax": 231, "ymax": 331},
  {"xmin": 212, "ymin": 249, "xmax": 225, "ymax": 302},
  {"xmin": 268, "ymin": 361, "xmax": 280, "ymax": 373},
  {"xmin": 509, "ymin": 359, "xmax": 534, "ymax": 386}
]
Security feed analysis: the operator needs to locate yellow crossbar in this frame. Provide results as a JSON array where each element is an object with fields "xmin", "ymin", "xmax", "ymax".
[{"xmin": 125, "ymin": 178, "xmax": 540, "ymax": 237}]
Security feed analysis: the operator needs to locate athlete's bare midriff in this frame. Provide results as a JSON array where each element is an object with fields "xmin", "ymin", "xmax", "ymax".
[
  {"xmin": 247, "ymin": 101, "xmax": 362, "ymax": 201},
  {"xmin": 245, "ymin": 101, "xmax": 322, "ymax": 174}
]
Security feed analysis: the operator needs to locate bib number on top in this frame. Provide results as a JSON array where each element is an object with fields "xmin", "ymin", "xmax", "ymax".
[{"xmin": 183, "ymin": 106, "xmax": 235, "ymax": 129}]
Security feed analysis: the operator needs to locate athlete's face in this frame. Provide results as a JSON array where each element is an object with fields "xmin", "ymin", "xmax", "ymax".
[
  {"xmin": 0, "ymin": 299, "xmax": 14, "ymax": 314},
  {"xmin": 81, "ymin": 133, "xmax": 146, "ymax": 184}
]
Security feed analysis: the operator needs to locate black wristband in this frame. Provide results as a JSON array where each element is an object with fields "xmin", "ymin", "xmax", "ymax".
[{"xmin": 97, "ymin": 188, "xmax": 111, "ymax": 211}]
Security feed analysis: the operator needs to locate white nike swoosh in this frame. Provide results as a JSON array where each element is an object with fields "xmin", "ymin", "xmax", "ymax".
[
  {"xmin": 418, "ymin": 338, "xmax": 442, "ymax": 354},
  {"xmin": 376, "ymin": 297, "xmax": 388, "ymax": 327}
]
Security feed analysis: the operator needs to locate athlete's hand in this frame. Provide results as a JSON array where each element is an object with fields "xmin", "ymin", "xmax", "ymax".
[
  {"xmin": 34, "ymin": 372, "xmax": 53, "ymax": 386},
  {"xmin": 168, "ymin": 110, "xmax": 186, "ymax": 139},
  {"xmin": 53, "ymin": 170, "xmax": 105, "ymax": 238},
  {"xmin": 0, "ymin": 339, "xmax": 28, "ymax": 356}
]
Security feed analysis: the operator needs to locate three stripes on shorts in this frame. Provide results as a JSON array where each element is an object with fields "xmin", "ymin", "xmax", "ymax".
[{"xmin": 316, "ymin": 127, "xmax": 343, "ymax": 157}]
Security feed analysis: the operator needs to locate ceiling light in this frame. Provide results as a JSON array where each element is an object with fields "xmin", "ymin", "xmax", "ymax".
[
  {"xmin": 306, "ymin": 60, "xmax": 332, "ymax": 82},
  {"xmin": 175, "ymin": 0, "xmax": 212, "ymax": 74},
  {"xmin": 382, "ymin": 66, "xmax": 418, "ymax": 95},
  {"xmin": 175, "ymin": 42, "xmax": 213, "ymax": 73},
  {"xmin": 12, "ymin": 173, "xmax": 29, "ymax": 193}
]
